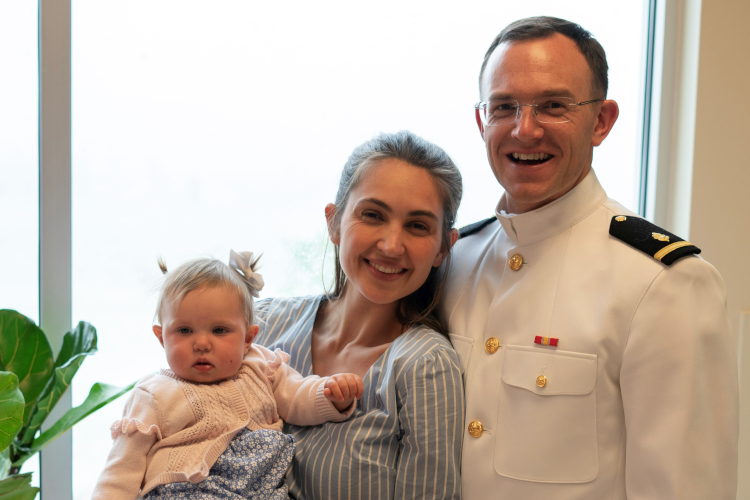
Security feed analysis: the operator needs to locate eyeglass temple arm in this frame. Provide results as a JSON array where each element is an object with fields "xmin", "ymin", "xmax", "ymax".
[{"xmin": 576, "ymin": 98, "xmax": 605, "ymax": 106}]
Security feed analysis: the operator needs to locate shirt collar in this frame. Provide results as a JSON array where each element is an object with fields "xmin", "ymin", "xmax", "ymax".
[{"xmin": 494, "ymin": 169, "xmax": 607, "ymax": 246}]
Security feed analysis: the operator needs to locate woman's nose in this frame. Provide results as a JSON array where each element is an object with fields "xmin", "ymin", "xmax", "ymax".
[
  {"xmin": 377, "ymin": 225, "xmax": 405, "ymax": 255},
  {"xmin": 511, "ymin": 106, "xmax": 544, "ymax": 142}
]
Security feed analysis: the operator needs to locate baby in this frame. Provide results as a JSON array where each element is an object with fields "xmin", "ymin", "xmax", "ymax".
[{"xmin": 92, "ymin": 251, "xmax": 363, "ymax": 499}]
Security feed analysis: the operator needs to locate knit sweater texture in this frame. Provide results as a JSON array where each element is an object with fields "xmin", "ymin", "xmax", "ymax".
[{"xmin": 91, "ymin": 344, "xmax": 354, "ymax": 499}]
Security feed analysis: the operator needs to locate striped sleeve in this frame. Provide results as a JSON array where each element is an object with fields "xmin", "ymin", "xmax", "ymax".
[{"xmin": 394, "ymin": 347, "xmax": 464, "ymax": 500}]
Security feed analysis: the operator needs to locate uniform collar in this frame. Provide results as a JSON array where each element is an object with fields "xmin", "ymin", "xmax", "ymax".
[{"xmin": 494, "ymin": 169, "xmax": 607, "ymax": 246}]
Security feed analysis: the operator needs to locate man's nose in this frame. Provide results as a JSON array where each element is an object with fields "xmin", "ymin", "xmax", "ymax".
[
  {"xmin": 511, "ymin": 105, "xmax": 544, "ymax": 142},
  {"xmin": 377, "ymin": 225, "xmax": 406, "ymax": 256}
]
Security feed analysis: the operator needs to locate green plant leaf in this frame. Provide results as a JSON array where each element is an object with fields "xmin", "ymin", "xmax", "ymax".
[
  {"xmin": 0, "ymin": 445, "xmax": 10, "ymax": 478},
  {"xmin": 0, "ymin": 312, "xmax": 54, "ymax": 428},
  {"xmin": 50, "ymin": 321, "xmax": 97, "ymax": 370},
  {"xmin": 20, "ymin": 322, "xmax": 97, "ymax": 445},
  {"xmin": 13, "ymin": 382, "xmax": 134, "ymax": 467},
  {"xmin": 0, "ymin": 473, "xmax": 39, "ymax": 500},
  {"xmin": 0, "ymin": 373, "xmax": 24, "ymax": 453}
]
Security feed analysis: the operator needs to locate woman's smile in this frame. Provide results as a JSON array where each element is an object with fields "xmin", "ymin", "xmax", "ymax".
[{"xmin": 364, "ymin": 258, "xmax": 407, "ymax": 280}]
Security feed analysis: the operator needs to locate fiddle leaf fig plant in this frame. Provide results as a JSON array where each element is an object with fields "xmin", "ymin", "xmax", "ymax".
[
  {"xmin": 0, "ymin": 473, "xmax": 37, "ymax": 500},
  {"xmin": 0, "ymin": 309, "xmax": 135, "ymax": 498},
  {"xmin": 0, "ymin": 374, "xmax": 24, "ymax": 453}
]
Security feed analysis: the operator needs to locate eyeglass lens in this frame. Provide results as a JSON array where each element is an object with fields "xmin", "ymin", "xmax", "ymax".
[{"xmin": 482, "ymin": 97, "xmax": 576, "ymax": 125}]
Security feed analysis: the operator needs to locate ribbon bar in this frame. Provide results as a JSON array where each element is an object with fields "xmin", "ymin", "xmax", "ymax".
[{"xmin": 534, "ymin": 336, "xmax": 558, "ymax": 347}]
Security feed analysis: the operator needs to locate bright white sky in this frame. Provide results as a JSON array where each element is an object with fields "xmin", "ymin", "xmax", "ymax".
[{"xmin": 0, "ymin": 1, "xmax": 647, "ymax": 497}]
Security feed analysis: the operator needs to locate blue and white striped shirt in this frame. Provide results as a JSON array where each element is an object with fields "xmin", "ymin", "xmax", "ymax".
[{"xmin": 255, "ymin": 295, "xmax": 464, "ymax": 500}]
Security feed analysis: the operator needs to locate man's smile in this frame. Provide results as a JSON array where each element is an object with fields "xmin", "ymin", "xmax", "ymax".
[{"xmin": 508, "ymin": 151, "xmax": 554, "ymax": 166}]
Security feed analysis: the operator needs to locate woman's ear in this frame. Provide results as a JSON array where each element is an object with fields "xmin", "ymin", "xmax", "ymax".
[
  {"xmin": 325, "ymin": 203, "xmax": 341, "ymax": 245},
  {"xmin": 432, "ymin": 228, "xmax": 459, "ymax": 267},
  {"xmin": 449, "ymin": 228, "xmax": 459, "ymax": 248}
]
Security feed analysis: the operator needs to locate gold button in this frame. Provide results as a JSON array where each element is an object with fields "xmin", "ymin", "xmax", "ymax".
[
  {"xmin": 536, "ymin": 375, "xmax": 547, "ymax": 388},
  {"xmin": 468, "ymin": 420, "xmax": 484, "ymax": 438},
  {"xmin": 615, "ymin": 215, "xmax": 627, "ymax": 222},
  {"xmin": 508, "ymin": 254, "xmax": 523, "ymax": 271},
  {"xmin": 484, "ymin": 337, "xmax": 500, "ymax": 354}
]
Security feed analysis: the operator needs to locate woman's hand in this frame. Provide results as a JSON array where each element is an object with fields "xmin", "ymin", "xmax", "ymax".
[{"xmin": 324, "ymin": 373, "xmax": 364, "ymax": 411}]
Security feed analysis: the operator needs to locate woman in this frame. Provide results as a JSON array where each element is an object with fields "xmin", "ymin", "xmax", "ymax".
[{"xmin": 256, "ymin": 131, "xmax": 464, "ymax": 500}]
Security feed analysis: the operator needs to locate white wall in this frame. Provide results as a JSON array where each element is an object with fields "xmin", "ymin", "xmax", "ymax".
[{"xmin": 685, "ymin": 0, "xmax": 750, "ymax": 496}]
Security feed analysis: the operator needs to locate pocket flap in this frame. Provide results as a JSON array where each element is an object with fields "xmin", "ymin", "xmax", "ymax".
[{"xmin": 502, "ymin": 346, "xmax": 597, "ymax": 396}]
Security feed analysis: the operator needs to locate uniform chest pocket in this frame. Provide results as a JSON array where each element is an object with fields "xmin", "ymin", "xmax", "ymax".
[{"xmin": 494, "ymin": 346, "xmax": 599, "ymax": 483}]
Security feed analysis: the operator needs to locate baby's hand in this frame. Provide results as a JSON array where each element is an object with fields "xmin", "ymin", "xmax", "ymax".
[{"xmin": 324, "ymin": 373, "xmax": 364, "ymax": 411}]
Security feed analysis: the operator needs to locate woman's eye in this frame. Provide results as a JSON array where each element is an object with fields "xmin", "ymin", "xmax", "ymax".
[
  {"xmin": 362, "ymin": 211, "xmax": 382, "ymax": 220},
  {"xmin": 409, "ymin": 222, "xmax": 430, "ymax": 231}
]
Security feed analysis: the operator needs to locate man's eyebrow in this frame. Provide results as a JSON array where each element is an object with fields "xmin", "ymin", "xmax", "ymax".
[
  {"xmin": 486, "ymin": 92, "xmax": 513, "ymax": 101},
  {"xmin": 357, "ymin": 198, "xmax": 438, "ymax": 220},
  {"xmin": 537, "ymin": 88, "xmax": 576, "ymax": 98},
  {"xmin": 487, "ymin": 88, "xmax": 576, "ymax": 101}
]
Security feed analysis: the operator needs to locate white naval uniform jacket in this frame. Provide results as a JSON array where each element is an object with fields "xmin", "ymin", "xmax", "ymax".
[{"xmin": 441, "ymin": 171, "xmax": 738, "ymax": 500}]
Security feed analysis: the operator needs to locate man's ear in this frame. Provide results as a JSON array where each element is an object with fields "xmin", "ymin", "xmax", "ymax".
[
  {"xmin": 153, "ymin": 325, "xmax": 165, "ymax": 347},
  {"xmin": 475, "ymin": 108, "xmax": 486, "ymax": 142},
  {"xmin": 244, "ymin": 324, "xmax": 259, "ymax": 354},
  {"xmin": 325, "ymin": 203, "xmax": 341, "ymax": 245},
  {"xmin": 591, "ymin": 99, "xmax": 619, "ymax": 147}
]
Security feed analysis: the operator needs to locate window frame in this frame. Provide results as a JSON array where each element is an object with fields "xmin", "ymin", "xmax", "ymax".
[{"xmin": 38, "ymin": 0, "xmax": 72, "ymax": 498}]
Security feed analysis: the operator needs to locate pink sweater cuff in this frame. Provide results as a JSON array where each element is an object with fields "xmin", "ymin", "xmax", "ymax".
[{"xmin": 315, "ymin": 382, "xmax": 356, "ymax": 422}]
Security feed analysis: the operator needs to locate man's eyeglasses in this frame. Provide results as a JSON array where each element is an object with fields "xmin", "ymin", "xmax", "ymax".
[{"xmin": 475, "ymin": 97, "xmax": 604, "ymax": 125}]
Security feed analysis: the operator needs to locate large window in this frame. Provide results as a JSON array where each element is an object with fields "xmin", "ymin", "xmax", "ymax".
[
  {"xmin": 65, "ymin": 1, "xmax": 650, "ymax": 497},
  {"xmin": 0, "ymin": 2, "xmax": 39, "ymax": 322},
  {"xmin": 0, "ymin": 0, "xmax": 40, "ymax": 487}
]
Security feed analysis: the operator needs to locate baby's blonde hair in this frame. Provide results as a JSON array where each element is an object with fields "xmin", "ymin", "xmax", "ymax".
[{"xmin": 155, "ymin": 255, "xmax": 261, "ymax": 326}]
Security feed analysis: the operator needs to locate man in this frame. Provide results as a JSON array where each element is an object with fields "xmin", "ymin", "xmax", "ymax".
[{"xmin": 441, "ymin": 16, "xmax": 738, "ymax": 499}]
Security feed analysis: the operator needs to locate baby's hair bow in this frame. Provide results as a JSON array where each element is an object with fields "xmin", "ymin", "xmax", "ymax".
[{"xmin": 229, "ymin": 250, "xmax": 264, "ymax": 297}]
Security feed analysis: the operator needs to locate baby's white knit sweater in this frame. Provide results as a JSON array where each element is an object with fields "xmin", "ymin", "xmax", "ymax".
[{"xmin": 91, "ymin": 344, "xmax": 354, "ymax": 499}]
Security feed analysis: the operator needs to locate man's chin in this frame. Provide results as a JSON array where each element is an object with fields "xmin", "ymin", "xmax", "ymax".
[
  {"xmin": 497, "ymin": 168, "xmax": 589, "ymax": 214},
  {"xmin": 502, "ymin": 185, "xmax": 567, "ymax": 214}
]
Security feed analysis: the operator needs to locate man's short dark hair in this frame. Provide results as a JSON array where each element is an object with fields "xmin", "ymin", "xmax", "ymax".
[{"xmin": 479, "ymin": 16, "xmax": 609, "ymax": 99}]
